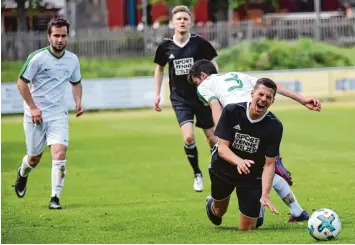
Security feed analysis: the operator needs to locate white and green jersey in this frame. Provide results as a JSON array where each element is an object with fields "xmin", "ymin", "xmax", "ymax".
[
  {"xmin": 19, "ymin": 47, "xmax": 81, "ymax": 121},
  {"xmin": 197, "ymin": 72, "xmax": 258, "ymax": 107}
]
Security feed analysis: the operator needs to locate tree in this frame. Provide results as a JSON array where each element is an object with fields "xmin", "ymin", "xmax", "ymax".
[
  {"xmin": 2, "ymin": 0, "xmax": 50, "ymax": 60},
  {"xmin": 15, "ymin": 0, "xmax": 26, "ymax": 31},
  {"xmin": 6, "ymin": 0, "xmax": 50, "ymax": 31}
]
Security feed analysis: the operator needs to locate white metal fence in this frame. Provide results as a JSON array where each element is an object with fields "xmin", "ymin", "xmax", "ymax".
[{"xmin": 2, "ymin": 16, "xmax": 355, "ymax": 61}]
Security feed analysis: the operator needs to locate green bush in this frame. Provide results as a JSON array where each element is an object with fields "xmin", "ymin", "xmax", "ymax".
[
  {"xmin": 1, "ymin": 57, "xmax": 155, "ymax": 82},
  {"xmin": 2, "ymin": 39, "xmax": 354, "ymax": 82},
  {"xmin": 216, "ymin": 38, "xmax": 355, "ymax": 72}
]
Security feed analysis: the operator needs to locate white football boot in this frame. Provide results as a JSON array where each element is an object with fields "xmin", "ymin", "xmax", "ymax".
[{"xmin": 193, "ymin": 173, "xmax": 203, "ymax": 192}]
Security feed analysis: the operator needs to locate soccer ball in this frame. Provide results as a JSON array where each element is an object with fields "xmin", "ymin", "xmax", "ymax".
[{"xmin": 307, "ymin": 208, "xmax": 341, "ymax": 241}]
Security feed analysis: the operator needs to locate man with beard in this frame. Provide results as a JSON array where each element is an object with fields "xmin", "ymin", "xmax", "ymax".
[{"xmin": 14, "ymin": 18, "xmax": 83, "ymax": 209}]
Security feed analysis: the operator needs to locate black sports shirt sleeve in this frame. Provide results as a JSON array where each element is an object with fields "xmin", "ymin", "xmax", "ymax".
[
  {"xmin": 153, "ymin": 43, "xmax": 168, "ymax": 66},
  {"xmin": 214, "ymin": 104, "xmax": 234, "ymax": 141},
  {"xmin": 199, "ymin": 38, "xmax": 218, "ymax": 60},
  {"xmin": 265, "ymin": 122, "xmax": 283, "ymax": 158}
]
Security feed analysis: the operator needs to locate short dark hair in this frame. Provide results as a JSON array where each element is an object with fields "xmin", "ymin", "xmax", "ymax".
[
  {"xmin": 254, "ymin": 78, "xmax": 277, "ymax": 96},
  {"xmin": 47, "ymin": 18, "xmax": 70, "ymax": 35},
  {"xmin": 187, "ymin": 59, "xmax": 217, "ymax": 84}
]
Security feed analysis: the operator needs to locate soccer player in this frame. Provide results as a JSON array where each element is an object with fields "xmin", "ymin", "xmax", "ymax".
[
  {"xmin": 153, "ymin": 6, "xmax": 219, "ymax": 192},
  {"xmin": 188, "ymin": 60, "xmax": 321, "ymax": 222},
  {"xmin": 14, "ymin": 18, "xmax": 83, "ymax": 209},
  {"xmin": 206, "ymin": 78, "xmax": 282, "ymax": 230}
]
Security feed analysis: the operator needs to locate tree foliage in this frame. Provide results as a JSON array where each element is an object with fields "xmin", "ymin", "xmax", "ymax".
[{"xmin": 5, "ymin": 0, "xmax": 51, "ymax": 31}]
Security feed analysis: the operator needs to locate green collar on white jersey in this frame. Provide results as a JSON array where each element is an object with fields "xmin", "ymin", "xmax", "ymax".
[{"xmin": 47, "ymin": 46, "xmax": 65, "ymax": 59}]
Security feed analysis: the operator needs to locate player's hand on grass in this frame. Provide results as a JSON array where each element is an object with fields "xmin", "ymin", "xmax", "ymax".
[
  {"xmin": 30, "ymin": 106, "xmax": 42, "ymax": 124},
  {"xmin": 302, "ymin": 97, "xmax": 321, "ymax": 112},
  {"xmin": 236, "ymin": 159, "xmax": 254, "ymax": 175},
  {"xmin": 76, "ymin": 104, "xmax": 84, "ymax": 117},
  {"xmin": 260, "ymin": 196, "xmax": 279, "ymax": 214},
  {"xmin": 154, "ymin": 95, "xmax": 162, "ymax": 112}
]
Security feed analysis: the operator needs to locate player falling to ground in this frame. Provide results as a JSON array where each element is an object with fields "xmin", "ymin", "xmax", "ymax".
[
  {"xmin": 188, "ymin": 60, "xmax": 322, "ymax": 222},
  {"xmin": 153, "ymin": 6, "xmax": 219, "ymax": 192},
  {"xmin": 206, "ymin": 78, "xmax": 283, "ymax": 230},
  {"xmin": 14, "ymin": 18, "xmax": 84, "ymax": 209}
]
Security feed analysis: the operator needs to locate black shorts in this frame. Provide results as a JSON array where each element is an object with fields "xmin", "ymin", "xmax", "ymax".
[
  {"xmin": 209, "ymin": 167, "xmax": 263, "ymax": 218},
  {"xmin": 171, "ymin": 98, "xmax": 214, "ymax": 129}
]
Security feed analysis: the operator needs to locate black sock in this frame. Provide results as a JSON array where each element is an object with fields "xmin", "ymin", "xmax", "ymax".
[{"xmin": 184, "ymin": 143, "xmax": 201, "ymax": 175}]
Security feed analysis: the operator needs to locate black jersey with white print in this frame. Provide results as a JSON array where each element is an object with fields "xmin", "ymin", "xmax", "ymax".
[
  {"xmin": 154, "ymin": 34, "xmax": 217, "ymax": 102},
  {"xmin": 213, "ymin": 102, "xmax": 283, "ymax": 182}
]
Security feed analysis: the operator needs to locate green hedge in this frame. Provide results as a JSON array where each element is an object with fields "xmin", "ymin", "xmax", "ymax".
[
  {"xmin": 216, "ymin": 38, "xmax": 355, "ymax": 72},
  {"xmin": 2, "ymin": 39, "xmax": 354, "ymax": 82},
  {"xmin": 1, "ymin": 57, "xmax": 156, "ymax": 82}
]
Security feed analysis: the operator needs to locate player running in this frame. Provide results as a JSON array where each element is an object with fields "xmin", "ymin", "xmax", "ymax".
[{"xmin": 153, "ymin": 6, "xmax": 219, "ymax": 192}]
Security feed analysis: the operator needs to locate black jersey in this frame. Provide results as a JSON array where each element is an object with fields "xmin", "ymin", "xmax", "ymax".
[
  {"xmin": 213, "ymin": 102, "xmax": 283, "ymax": 181},
  {"xmin": 154, "ymin": 34, "xmax": 217, "ymax": 102}
]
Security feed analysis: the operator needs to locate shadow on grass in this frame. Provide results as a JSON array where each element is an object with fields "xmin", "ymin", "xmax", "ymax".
[{"xmin": 216, "ymin": 223, "xmax": 307, "ymax": 232}]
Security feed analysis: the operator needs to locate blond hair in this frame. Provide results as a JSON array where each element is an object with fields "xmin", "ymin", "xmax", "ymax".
[{"xmin": 171, "ymin": 5, "xmax": 192, "ymax": 17}]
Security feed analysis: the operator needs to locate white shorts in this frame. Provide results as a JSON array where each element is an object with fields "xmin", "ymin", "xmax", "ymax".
[{"xmin": 23, "ymin": 117, "xmax": 69, "ymax": 156}]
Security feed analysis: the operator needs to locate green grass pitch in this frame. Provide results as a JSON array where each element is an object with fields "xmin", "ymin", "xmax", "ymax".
[{"xmin": 1, "ymin": 103, "xmax": 355, "ymax": 243}]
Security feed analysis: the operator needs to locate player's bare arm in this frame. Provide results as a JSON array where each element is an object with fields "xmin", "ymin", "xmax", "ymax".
[
  {"xmin": 218, "ymin": 138, "xmax": 255, "ymax": 175},
  {"xmin": 196, "ymin": 81, "xmax": 222, "ymax": 125},
  {"xmin": 154, "ymin": 64, "xmax": 164, "ymax": 112},
  {"xmin": 211, "ymin": 59, "xmax": 219, "ymax": 72},
  {"xmin": 17, "ymin": 78, "xmax": 42, "ymax": 124},
  {"xmin": 71, "ymin": 82, "xmax": 84, "ymax": 117},
  {"xmin": 276, "ymin": 83, "xmax": 321, "ymax": 111},
  {"xmin": 209, "ymin": 99, "xmax": 223, "ymax": 126},
  {"xmin": 260, "ymin": 156, "xmax": 279, "ymax": 214}
]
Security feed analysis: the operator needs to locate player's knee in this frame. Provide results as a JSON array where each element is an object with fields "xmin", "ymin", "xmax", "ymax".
[
  {"xmin": 51, "ymin": 144, "xmax": 67, "ymax": 160},
  {"xmin": 238, "ymin": 221, "xmax": 258, "ymax": 231},
  {"xmin": 52, "ymin": 149, "xmax": 66, "ymax": 160},
  {"xmin": 28, "ymin": 153, "xmax": 43, "ymax": 167},
  {"xmin": 53, "ymin": 151, "xmax": 66, "ymax": 160},
  {"xmin": 184, "ymin": 135, "xmax": 195, "ymax": 145},
  {"xmin": 238, "ymin": 225, "xmax": 256, "ymax": 231}
]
